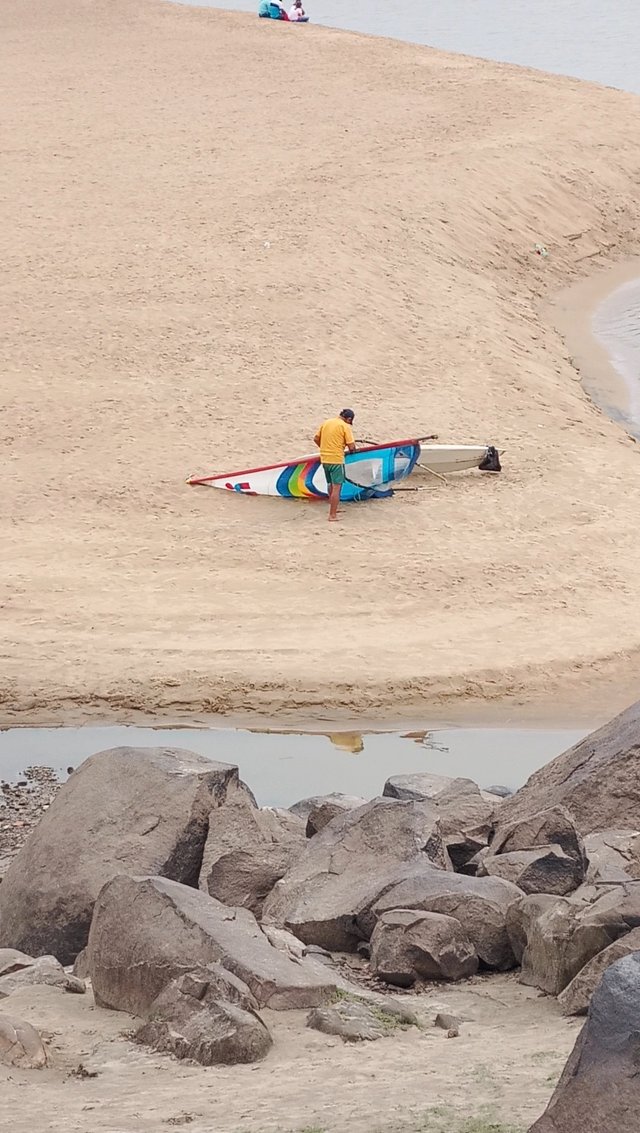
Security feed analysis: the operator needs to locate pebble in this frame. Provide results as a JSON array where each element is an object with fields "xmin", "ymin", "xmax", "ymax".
[{"xmin": 0, "ymin": 766, "xmax": 62, "ymax": 880}]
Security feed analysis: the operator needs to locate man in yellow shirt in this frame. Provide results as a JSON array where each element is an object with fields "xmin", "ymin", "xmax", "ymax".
[{"xmin": 313, "ymin": 409, "xmax": 357, "ymax": 522}]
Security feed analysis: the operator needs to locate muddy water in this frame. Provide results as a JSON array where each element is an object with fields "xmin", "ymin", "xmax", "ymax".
[
  {"xmin": 592, "ymin": 277, "xmax": 640, "ymax": 438},
  {"xmin": 0, "ymin": 724, "xmax": 586, "ymax": 806}
]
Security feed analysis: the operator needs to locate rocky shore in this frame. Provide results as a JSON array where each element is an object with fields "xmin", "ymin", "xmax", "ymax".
[{"xmin": 2, "ymin": 702, "xmax": 640, "ymax": 1129}]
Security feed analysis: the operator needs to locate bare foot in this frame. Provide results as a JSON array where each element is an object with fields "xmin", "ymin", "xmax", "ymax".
[{"xmin": 328, "ymin": 515, "xmax": 339, "ymax": 522}]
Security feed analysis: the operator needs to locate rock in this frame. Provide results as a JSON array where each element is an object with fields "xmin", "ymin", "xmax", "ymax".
[
  {"xmin": 430, "ymin": 778, "xmax": 499, "ymax": 872},
  {"xmin": 200, "ymin": 795, "xmax": 302, "ymax": 878},
  {"xmin": 305, "ymin": 795, "xmax": 368, "ymax": 837},
  {"xmin": 370, "ymin": 909, "xmax": 478, "ymax": 986},
  {"xmin": 73, "ymin": 948, "xmax": 90, "ymax": 979},
  {"xmin": 87, "ymin": 874, "xmax": 335, "ymax": 1016},
  {"xmin": 530, "ymin": 952, "xmax": 640, "ymax": 1132},
  {"xmin": 558, "ymin": 926, "xmax": 640, "ymax": 1016},
  {"xmin": 497, "ymin": 701, "xmax": 640, "ymax": 836},
  {"xmin": 0, "ymin": 1013, "xmax": 48, "ymax": 1068},
  {"xmin": 491, "ymin": 805, "xmax": 585, "ymax": 866},
  {"xmin": 306, "ymin": 997, "xmax": 413, "ymax": 1042},
  {"xmin": 207, "ymin": 846, "xmax": 297, "ymax": 919},
  {"xmin": 136, "ymin": 971, "xmax": 272, "ymax": 1065},
  {"xmin": 0, "ymin": 948, "xmax": 35, "ymax": 978},
  {"xmin": 0, "ymin": 747, "xmax": 247, "ymax": 964},
  {"xmin": 434, "ymin": 1012, "xmax": 461, "ymax": 1032},
  {"xmin": 367, "ymin": 866, "xmax": 521, "ymax": 970},
  {"xmin": 383, "ymin": 773, "xmax": 454, "ymax": 801},
  {"xmin": 0, "ymin": 955, "xmax": 85, "ymax": 998},
  {"xmin": 262, "ymin": 797, "xmax": 448, "ymax": 951},
  {"xmin": 485, "ymin": 785, "xmax": 514, "ymax": 799},
  {"xmin": 483, "ymin": 845, "xmax": 584, "ymax": 896},
  {"xmin": 518, "ymin": 889, "xmax": 632, "ymax": 996},
  {"xmin": 584, "ymin": 830, "xmax": 640, "ymax": 884},
  {"xmin": 506, "ymin": 893, "xmax": 559, "ymax": 964}
]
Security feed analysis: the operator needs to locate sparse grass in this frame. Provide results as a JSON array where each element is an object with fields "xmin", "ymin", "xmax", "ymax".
[{"xmin": 417, "ymin": 1104, "xmax": 523, "ymax": 1133}]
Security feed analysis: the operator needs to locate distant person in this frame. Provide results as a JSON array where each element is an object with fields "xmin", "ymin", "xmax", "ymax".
[
  {"xmin": 258, "ymin": 0, "xmax": 271, "ymax": 15},
  {"xmin": 269, "ymin": 0, "xmax": 289, "ymax": 17},
  {"xmin": 313, "ymin": 409, "xmax": 356, "ymax": 522},
  {"xmin": 289, "ymin": 0, "xmax": 307, "ymax": 19}
]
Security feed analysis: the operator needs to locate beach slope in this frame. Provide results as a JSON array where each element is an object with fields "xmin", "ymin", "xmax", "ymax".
[{"xmin": 2, "ymin": 0, "xmax": 640, "ymax": 720}]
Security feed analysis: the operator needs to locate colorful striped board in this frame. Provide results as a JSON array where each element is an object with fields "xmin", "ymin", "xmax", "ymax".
[{"xmin": 187, "ymin": 438, "xmax": 422, "ymax": 500}]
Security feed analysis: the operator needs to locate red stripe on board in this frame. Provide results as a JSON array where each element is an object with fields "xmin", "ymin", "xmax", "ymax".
[{"xmin": 187, "ymin": 438, "xmax": 423, "ymax": 486}]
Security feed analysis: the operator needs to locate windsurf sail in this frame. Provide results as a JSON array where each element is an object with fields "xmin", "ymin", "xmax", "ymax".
[{"xmin": 187, "ymin": 438, "xmax": 422, "ymax": 500}]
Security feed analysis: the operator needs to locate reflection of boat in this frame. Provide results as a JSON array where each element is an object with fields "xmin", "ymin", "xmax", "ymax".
[
  {"xmin": 187, "ymin": 439, "xmax": 500, "ymax": 502},
  {"xmin": 402, "ymin": 730, "xmax": 450, "ymax": 754},
  {"xmin": 328, "ymin": 732, "xmax": 364, "ymax": 754}
]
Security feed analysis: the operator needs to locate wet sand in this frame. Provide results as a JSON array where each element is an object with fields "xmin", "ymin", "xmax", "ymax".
[
  {"xmin": 548, "ymin": 258, "xmax": 640, "ymax": 439},
  {"xmin": 3, "ymin": 0, "xmax": 640, "ymax": 723}
]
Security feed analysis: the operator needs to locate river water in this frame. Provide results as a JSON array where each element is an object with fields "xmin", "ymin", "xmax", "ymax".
[{"xmin": 176, "ymin": 0, "xmax": 640, "ymax": 95}]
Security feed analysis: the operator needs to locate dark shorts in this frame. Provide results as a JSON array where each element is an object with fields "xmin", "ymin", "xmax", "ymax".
[{"xmin": 322, "ymin": 462, "xmax": 346, "ymax": 486}]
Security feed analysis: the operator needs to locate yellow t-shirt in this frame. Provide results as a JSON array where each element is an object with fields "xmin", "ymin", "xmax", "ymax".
[{"xmin": 316, "ymin": 417, "xmax": 355, "ymax": 464}]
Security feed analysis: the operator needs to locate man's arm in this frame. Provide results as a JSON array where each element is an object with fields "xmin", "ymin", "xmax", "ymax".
[
  {"xmin": 313, "ymin": 430, "xmax": 321, "ymax": 448},
  {"xmin": 345, "ymin": 423, "xmax": 356, "ymax": 453}
]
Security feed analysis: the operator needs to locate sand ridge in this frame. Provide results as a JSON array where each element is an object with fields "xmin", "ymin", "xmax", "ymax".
[{"xmin": 3, "ymin": 0, "xmax": 640, "ymax": 721}]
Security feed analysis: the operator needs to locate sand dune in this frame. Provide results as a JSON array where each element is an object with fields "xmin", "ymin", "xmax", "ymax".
[{"xmin": 3, "ymin": 0, "xmax": 640, "ymax": 721}]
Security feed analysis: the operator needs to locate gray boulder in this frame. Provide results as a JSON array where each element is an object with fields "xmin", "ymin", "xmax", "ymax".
[
  {"xmin": 367, "ymin": 867, "xmax": 521, "ymax": 970},
  {"xmin": 491, "ymin": 805, "xmax": 585, "ymax": 865},
  {"xmin": 87, "ymin": 874, "xmax": 335, "ymax": 1016},
  {"xmin": 0, "ymin": 747, "xmax": 248, "ymax": 964},
  {"xmin": 531, "ymin": 952, "xmax": 640, "ymax": 1132},
  {"xmin": 482, "ymin": 845, "xmax": 584, "ymax": 896},
  {"xmin": 518, "ymin": 888, "xmax": 632, "ymax": 996},
  {"xmin": 207, "ymin": 845, "xmax": 296, "ymax": 918},
  {"xmin": 370, "ymin": 909, "xmax": 478, "ymax": 986},
  {"xmin": 0, "ymin": 955, "xmax": 85, "ymax": 998},
  {"xmin": 383, "ymin": 773, "xmax": 454, "ymax": 801},
  {"xmin": 262, "ymin": 797, "xmax": 448, "ymax": 951},
  {"xmin": 136, "ymin": 971, "xmax": 272, "ymax": 1065},
  {"xmin": 506, "ymin": 893, "xmax": 561, "ymax": 965},
  {"xmin": 584, "ymin": 830, "xmax": 640, "ymax": 884},
  {"xmin": 498, "ymin": 700, "xmax": 640, "ymax": 837},
  {"xmin": 199, "ymin": 792, "xmax": 304, "ymax": 892},
  {"xmin": 558, "ymin": 926, "xmax": 640, "ymax": 1016},
  {"xmin": 305, "ymin": 795, "xmax": 368, "ymax": 837}
]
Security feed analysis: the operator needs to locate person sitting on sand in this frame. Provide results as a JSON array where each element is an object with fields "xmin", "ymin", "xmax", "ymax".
[
  {"xmin": 313, "ymin": 409, "xmax": 357, "ymax": 522},
  {"xmin": 288, "ymin": 0, "xmax": 307, "ymax": 19}
]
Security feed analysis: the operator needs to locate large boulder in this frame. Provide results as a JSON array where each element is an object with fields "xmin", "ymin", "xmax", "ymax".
[
  {"xmin": 498, "ymin": 701, "xmax": 640, "ymax": 837},
  {"xmin": 383, "ymin": 773, "xmax": 454, "ymax": 801},
  {"xmin": 207, "ymin": 846, "xmax": 296, "ymax": 919},
  {"xmin": 428, "ymin": 778, "xmax": 499, "ymax": 872},
  {"xmin": 262, "ymin": 797, "xmax": 449, "ymax": 951},
  {"xmin": 0, "ymin": 949, "xmax": 35, "ymax": 978},
  {"xmin": 518, "ymin": 887, "xmax": 633, "ymax": 996},
  {"xmin": 481, "ymin": 845, "xmax": 584, "ymax": 896},
  {"xmin": 506, "ymin": 893, "xmax": 559, "ymax": 964},
  {"xmin": 87, "ymin": 874, "xmax": 335, "ymax": 1016},
  {"xmin": 199, "ymin": 792, "xmax": 304, "ymax": 892},
  {"xmin": 584, "ymin": 830, "xmax": 640, "ymax": 884},
  {"xmin": 366, "ymin": 867, "xmax": 521, "ymax": 970},
  {"xmin": 530, "ymin": 952, "xmax": 640, "ymax": 1132},
  {"xmin": 558, "ymin": 927, "xmax": 640, "ymax": 1016},
  {"xmin": 0, "ymin": 747, "xmax": 249, "ymax": 964},
  {"xmin": 369, "ymin": 909, "xmax": 478, "ymax": 986},
  {"xmin": 306, "ymin": 998, "xmax": 412, "ymax": 1042},
  {"xmin": 136, "ymin": 971, "xmax": 272, "ymax": 1065},
  {"xmin": 491, "ymin": 805, "xmax": 585, "ymax": 865},
  {"xmin": 304, "ymin": 795, "xmax": 368, "ymax": 838}
]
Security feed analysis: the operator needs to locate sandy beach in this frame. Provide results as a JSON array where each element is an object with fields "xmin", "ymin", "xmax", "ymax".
[{"xmin": 3, "ymin": 0, "xmax": 640, "ymax": 723}]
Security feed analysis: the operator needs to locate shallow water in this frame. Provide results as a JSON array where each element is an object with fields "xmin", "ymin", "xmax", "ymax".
[
  {"xmin": 176, "ymin": 0, "xmax": 640, "ymax": 96},
  {"xmin": 592, "ymin": 277, "xmax": 640, "ymax": 437},
  {"xmin": 0, "ymin": 724, "xmax": 586, "ymax": 806}
]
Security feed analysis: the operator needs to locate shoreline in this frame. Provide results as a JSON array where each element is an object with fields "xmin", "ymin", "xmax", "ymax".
[
  {"xmin": 3, "ymin": 0, "xmax": 640, "ymax": 729},
  {"xmin": 547, "ymin": 257, "xmax": 640, "ymax": 441}
]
